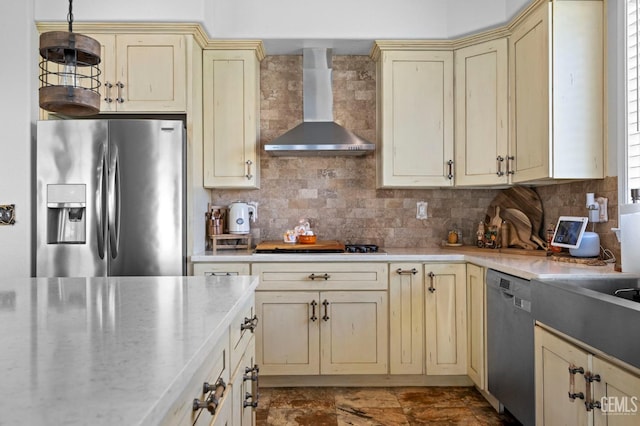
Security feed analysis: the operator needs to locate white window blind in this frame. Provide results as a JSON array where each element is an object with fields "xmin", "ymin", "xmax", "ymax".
[{"xmin": 629, "ymin": 0, "xmax": 640, "ymax": 190}]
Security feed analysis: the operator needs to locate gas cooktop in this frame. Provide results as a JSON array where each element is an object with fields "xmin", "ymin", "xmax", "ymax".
[{"xmin": 254, "ymin": 241, "xmax": 385, "ymax": 254}]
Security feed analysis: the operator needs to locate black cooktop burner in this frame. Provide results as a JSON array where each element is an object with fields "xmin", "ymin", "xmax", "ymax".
[{"xmin": 344, "ymin": 244, "xmax": 380, "ymax": 253}]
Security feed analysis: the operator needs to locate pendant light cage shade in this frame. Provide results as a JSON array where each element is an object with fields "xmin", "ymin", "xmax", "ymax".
[{"xmin": 39, "ymin": 31, "xmax": 102, "ymax": 116}]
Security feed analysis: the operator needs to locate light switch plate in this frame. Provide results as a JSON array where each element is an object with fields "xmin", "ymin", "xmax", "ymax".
[
  {"xmin": 0, "ymin": 204, "xmax": 15, "ymax": 225},
  {"xmin": 416, "ymin": 201, "xmax": 428, "ymax": 219}
]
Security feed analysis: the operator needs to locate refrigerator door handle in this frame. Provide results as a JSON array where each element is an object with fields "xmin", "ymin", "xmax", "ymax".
[
  {"xmin": 108, "ymin": 145, "xmax": 121, "ymax": 259},
  {"xmin": 96, "ymin": 146, "xmax": 107, "ymax": 259}
]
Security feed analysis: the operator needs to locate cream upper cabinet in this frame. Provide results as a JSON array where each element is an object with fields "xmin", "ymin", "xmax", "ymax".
[
  {"xmin": 454, "ymin": 39, "xmax": 509, "ymax": 187},
  {"xmin": 509, "ymin": 0, "xmax": 604, "ymax": 183},
  {"xmin": 466, "ymin": 263, "xmax": 486, "ymax": 389},
  {"xmin": 373, "ymin": 47, "xmax": 454, "ymax": 188},
  {"xmin": 88, "ymin": 34, "xmax": 187, "ymax": 113},
  {"xmin": 203, "ymin": 48, "xmax": 262, "ymax": 189},
  {"xmin": 424, "ymin": 263, "xmax": 467, "ymax": 375}
]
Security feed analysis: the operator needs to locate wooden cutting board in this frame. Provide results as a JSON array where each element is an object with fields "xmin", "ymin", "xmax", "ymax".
[
  {"xmin": 486, "ymin": 186, "xmax": 544, "ymax": 238},
  {"xmin": 255, "ymin": 240, "xmax": 346, "ymax": 253}
]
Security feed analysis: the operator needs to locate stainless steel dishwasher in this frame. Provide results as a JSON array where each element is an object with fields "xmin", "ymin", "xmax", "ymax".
[{"xmin": 487, "ymin": 269, "xmax": 534, "ymax": 426}]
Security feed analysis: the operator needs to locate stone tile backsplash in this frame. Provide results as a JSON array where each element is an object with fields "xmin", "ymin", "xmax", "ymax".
[{"xmin": 209, "ymin": 55, "xmax": 620, "ymax": 264}]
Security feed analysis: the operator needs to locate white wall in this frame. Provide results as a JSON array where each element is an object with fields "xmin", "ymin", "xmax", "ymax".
[{"xmin": 0, "ymin": 1, "xmax": 37, "ymax": 277}]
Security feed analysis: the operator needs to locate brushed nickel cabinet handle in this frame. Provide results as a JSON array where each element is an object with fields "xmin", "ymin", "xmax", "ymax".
[
  {"xmin": 103, "ymin": 82, "xmax": 113, "ymax": 103},
  {"xmin": 496, "ymin": 156, "xmax": 505, "ymax": 176},
  {"xmin": 245, "ymin": 160, "xmax": 253, "ymax": 180},
  {"xmin": 115, "ymin": 81, "xmax": 124, "ymax": 103},
  {"xmin": 506, "ymin": 155, "xmax": 515, "ymax": 175}
]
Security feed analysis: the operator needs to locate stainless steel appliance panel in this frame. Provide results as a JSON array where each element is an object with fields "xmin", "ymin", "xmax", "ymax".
[
  {"xmin": 36, "ymin": 119, "xmax": 185, "ymax": 277},
  {"xmin": 487, "ymin": 269, "xmax": 535, "ymax": 426},
  {"xmin": 37, "ymin": 120, "xmax": 109, "ymax": 277},
  {"xmin": 107, "ymin": 120, "xmax": 185, "ymax": 276}
]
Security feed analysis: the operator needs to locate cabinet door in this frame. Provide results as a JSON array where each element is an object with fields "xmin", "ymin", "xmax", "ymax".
[
  {"xmin": 466, "ymin": 263, "xmax": 485, "ymax": 389},
  {"xmin": 454, "ymin": 39, "xmax": 509, "ymax": 186},
  {"xmin": 203, "ymin": 50, "xmax": 260, "ymax": 189},
  {"xmin": 320, "ymin": 291, "xmax": 388, "ymax": 374},
  {"xmin": 509, "ymin": 4, "xmax": 550, "ymax": 183},
  {"xmin": 389, "ymin": 264, "xmax": 424, "ymax": 374},
  {"xmin": 114, "ymin": 34, "xmax": 186, "ymax": 112},
  {"xmin": 592, "ymin": 356, "xmax": 640, "ymax": 425},
  {"xmin": 255, "ymin": 291, "xmax": 319, "ymax": 375},
  {"xmin": 424, "ymin": 263, "xmax": 467, "ymax": 375},
  {"xmin": 377, "ymin": 50, "xmax": 454, "ymax": 187},
  {"xmin": 535, "ymin": 326, "xmax": 589, "ymax": 425},
  {"xmin": 85, "ymin": 34, "xmax": 117, "ymax": 113},
  {"xmin": 231, "ymin": 338, "xmax": 256, "ymax": 426}
]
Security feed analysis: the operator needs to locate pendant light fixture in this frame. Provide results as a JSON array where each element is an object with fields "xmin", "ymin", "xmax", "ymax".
[{"xmin": 39, "ymin": 0, "xmax": 101, "ymax": 116}]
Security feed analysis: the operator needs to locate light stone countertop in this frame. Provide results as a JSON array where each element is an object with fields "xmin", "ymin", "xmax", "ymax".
[
  {"xmin": 191, "ymin": 247, "xmax": 630, "ymax": 280},
  {"xmin": 0, "ymin": 275, "xmax": 258, "ymax": 426}
]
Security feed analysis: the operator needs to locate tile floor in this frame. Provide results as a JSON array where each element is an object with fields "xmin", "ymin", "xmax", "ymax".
[{"xmin": 256, "ymin": 386, "xmax": 521, "ymax": 425}]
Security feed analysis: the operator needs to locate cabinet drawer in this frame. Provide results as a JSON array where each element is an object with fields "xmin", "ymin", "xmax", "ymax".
[
  {"xmin": 252, "ymin": 263, "xmax": 388, "ymax": 291},
  {"xmin": 193, "ymin": 263, "xmax": 250, "ymax": 276},
  {"xmin": 230, "ymin": 294, "xmax": 256, "ymax": 372},
  {"xmin": 162, "ymin": 330, "xmax": 229, "ymax": 426}
]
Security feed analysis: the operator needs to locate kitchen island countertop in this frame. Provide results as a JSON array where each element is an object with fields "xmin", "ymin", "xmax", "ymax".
[
  {"xmin": 191, "ymin": 247, "xmax": 628, "ymax": 280},
  {"xmin": 0, "ymin": 275, "xmax": 258, "ymax": 426}
]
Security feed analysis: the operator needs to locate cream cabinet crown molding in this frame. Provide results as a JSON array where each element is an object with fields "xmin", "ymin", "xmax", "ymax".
[
  {"xmin": 370, "ymin": 0, "xmax": 548, "ymax": 59},
  {"xmin": 37, "ymin": 22, "xmax": 207, "ymax": 48},
  {"xmin": 203, "ymin": 40, "xmax": 266, "ymax": 61}
]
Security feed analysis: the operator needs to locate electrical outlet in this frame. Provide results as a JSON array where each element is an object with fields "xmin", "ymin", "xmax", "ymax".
[
  {"xmin": 416, "ymin": 201, "xmax": 428, "ymax": 219},
  {"xmin": 0, "ymin": 204, "xmax": 15, "ymax": 225}
]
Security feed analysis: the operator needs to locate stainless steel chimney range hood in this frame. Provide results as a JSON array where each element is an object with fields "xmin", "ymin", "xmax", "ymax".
[{"xmin": 264, "ymin": 48, "xmax": 375, "ymax": 156}]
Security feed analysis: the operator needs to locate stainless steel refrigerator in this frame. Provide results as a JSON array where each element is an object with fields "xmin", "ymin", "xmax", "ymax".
[{"xmin": 36, "ymin": 119, "xmax": 186, "ymax": 277}]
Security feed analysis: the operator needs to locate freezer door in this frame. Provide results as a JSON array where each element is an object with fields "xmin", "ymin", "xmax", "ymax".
[
  {"xmin": 107, "ymin": 120, "xmax": 185, "ymax": 276},
  {"xmin": 36, "ymin": 120, "xmax": 109, "ymax": 277}
]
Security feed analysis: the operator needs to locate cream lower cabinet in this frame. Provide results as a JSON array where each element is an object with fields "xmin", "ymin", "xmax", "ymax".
[
  {"xmin": 253, "ymin": 263, "xmax": 388, "ymax": 376},
  {"xmin": 454, "ymin": 38, "xmax": 509, "ymax": 186},
  {"xmin": 202, "ymin": 47, "xmax": 262, "ymax": 189},
  {"xmin": 466, "ymin": 263, "xmax": 485, "ymax": 389},
  {"xmin": 535, "ymin": 325, "xmax": 640, "ymax": 425},
  {"xmin": 389, "ymin": 263, "xmax": 467, "ymax": 375},
  {"xmin": 372, "ymin": 46, "xmax": 454, "ymax": 188},
  {"xmin": 87, "ymin": 33, "xmax": 187, "ymax": 113},
  {"xmin": 509, "ymin": 0, "xmax": 604, "ymax": 183},
  {"xmin": 389, "ymin": 264, "xmax": 424, "ymax": 374},
  {"xmin": 193, "ymin": 263, "xmax": 251, "ymax": 276}
]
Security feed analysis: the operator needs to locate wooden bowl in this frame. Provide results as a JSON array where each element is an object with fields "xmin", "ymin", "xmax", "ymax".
[{"xmin": 298, "ymin": 235, "xmax": 317, "ymax": 244}]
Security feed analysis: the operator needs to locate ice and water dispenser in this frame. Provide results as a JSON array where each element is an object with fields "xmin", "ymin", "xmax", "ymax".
[{"xmin": 46, "ymin": 184, "xmax": 86, "ymax": 244}]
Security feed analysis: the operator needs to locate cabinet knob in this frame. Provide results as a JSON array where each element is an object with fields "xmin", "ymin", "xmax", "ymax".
[{"xmin": 240, "ymin": 315, "xmax": 259, "ymax": 332}]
